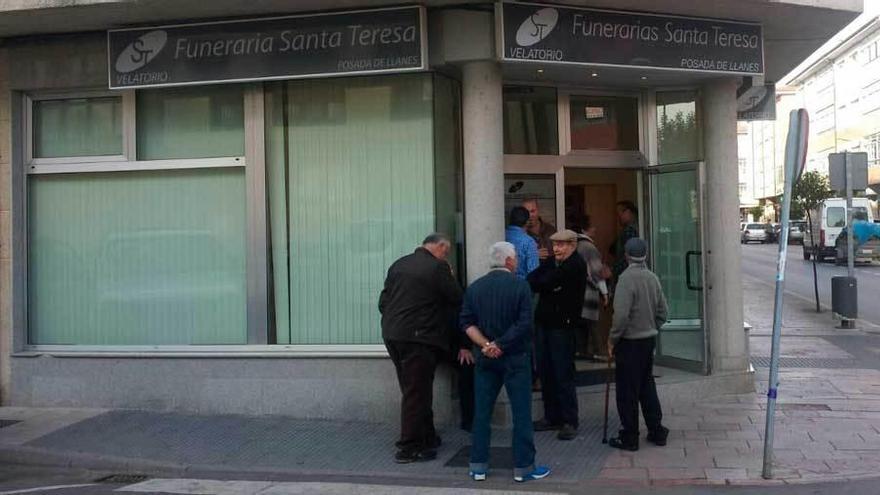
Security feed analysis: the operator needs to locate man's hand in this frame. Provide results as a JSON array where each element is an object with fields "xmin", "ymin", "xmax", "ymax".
[
  {"xmin": 482, "ymin": 342, "xmax": 503, "ymax": 359},
  {"xmin": 607, "ymin": 341, "xmax": 614, "ymax": 359},
  {"xmin": 538, "ymin": 247, "xmax": 550, "ymax": 260},
  {"xmin": 458, "ymin": 348, "xmax": 475, "ymax": 365},
  {"xmin": 601, "ymin": 295, "xmax": 610, "ymax": 308}
]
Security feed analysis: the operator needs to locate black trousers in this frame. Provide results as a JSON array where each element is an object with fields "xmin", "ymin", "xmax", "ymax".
[
  {"xmin": 536, "ymin": 326, "xmax": 579, "ymax": 428},
  {"xmin": 385, "ymin": 340, "xmax": 441, "ymax": 452},
  {"xmin": 455, "ymin": 358, "xmax": 475, "ymax": 431},
  {"xmin": 614, "ymin": 337, "xmax": 663, "ymax": 441}
]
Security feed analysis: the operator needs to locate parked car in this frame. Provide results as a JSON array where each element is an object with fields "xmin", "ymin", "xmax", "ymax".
[
  {"xmin": 741, "ymin": 223, "xmax": 768, "ymax": 244},
  {"xmin": 803, "ymin": 197, "xmax": 875, "ymax": 261},
  {"xmin": 789, "ymin": 220, "xmax": 806, "ymax": 245}
]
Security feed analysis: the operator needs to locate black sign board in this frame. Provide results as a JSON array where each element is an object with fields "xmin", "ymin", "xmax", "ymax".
[
  {"xmin": 737, "ymin": 79, "xmax": 776, "ymax": 121},
  {"xmin": 108, "ymin": 6, "xmax": 426, "ymax": 89},
  {"xmin": 499, "ymin": 2, "xmax": 763, "ymax": 75}
]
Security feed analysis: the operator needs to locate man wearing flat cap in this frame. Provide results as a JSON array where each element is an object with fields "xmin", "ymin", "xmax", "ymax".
[
  {"xmin": 527, "ymin": 229, "xmax": 587, "ymax": 441},
  {"xmin": 608, "ymin": 237, "xmax": 669, "ymax": 452}
]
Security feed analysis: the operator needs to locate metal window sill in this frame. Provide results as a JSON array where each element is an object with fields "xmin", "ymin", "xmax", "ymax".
[{"xmin": 14, "ymin": 345, "xmax": 390, "ymax": 359}]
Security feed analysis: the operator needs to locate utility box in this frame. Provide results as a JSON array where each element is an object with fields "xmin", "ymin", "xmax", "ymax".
[{"xmin": 831, "ymin": 276, "xmax": 858, "ymax": 321}]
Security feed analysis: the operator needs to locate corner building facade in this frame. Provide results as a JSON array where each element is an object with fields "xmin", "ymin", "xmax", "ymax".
[{"xmin": 0, "ymin": 0, "xmax": 861, "ymax": 424}]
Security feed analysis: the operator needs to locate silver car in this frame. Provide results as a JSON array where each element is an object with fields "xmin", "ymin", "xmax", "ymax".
[{"xmin": 741, "ymin": 223, "xmax": 768, "ymax": 244}]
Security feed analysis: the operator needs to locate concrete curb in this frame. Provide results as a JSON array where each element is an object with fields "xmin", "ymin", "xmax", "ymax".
[{"xmin": 4, "ymin": 444, "xmax": 880, "ymax": 489}]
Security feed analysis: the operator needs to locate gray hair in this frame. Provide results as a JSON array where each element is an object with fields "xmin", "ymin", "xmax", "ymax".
[
  {"xmin": 422, "ymin": 233, "xmax": 451, "ymax": 247},
  {"xmin": 489, "ymin": 241, "xmax": 516, "ymax": 268}
]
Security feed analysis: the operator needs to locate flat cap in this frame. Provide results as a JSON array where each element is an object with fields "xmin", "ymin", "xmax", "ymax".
[{"xmin": 549, "ymin": 229, "xmax": 578, "ymax": 242}]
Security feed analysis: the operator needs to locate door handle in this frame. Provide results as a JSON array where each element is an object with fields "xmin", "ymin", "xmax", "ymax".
[{"xmin": 685, "ymin": 250, "xmax": 702, "ymax": 291}]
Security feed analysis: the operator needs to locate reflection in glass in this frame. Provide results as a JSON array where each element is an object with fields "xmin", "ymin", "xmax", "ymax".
[
  {"xmin": 503, "ymin": 86, "xmax": 558, "ymax": 155},
  {"xmin": 33, "ymin": 97, "xmax": 123, "ymax": 158},
  {"xmin": 569, "ymin": 96, "xmax": 638, "ymax": 150},
  {"xmin": 656, "ymin": 91, "xmax": 701, "ymax": 164},
  {"xmin": 650, "ymin": 168, "xmax": 703, "ymax": 363},
  {"xmin": 28, "ymin": 169, "xmax": 247, "ymax": 344},
  {"xmin": 137, "ymin": 85, "xmax": 245, "ymax": 160}
]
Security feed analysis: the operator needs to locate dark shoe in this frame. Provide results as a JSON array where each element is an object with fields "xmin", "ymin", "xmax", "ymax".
[
  {"xmin": 394, "ymin": 448, "xmax": 437, "ymax": 464},
  {"xmin": 647, "ymin": 426, "xmax": 669, "ymax": 446},
  {"xmin": 396, "ymin": 435, "xmax": 441, "ymax": 449},
  {"xmin": 428, "ymin": 435, "xmax": 442, "ymax": 449},
  {"xmin": 532, "ymin": 419, "xmax": 561, "ymax": 432},
  {"xmin": 608, "ymin": 437, "xmax": 639, "ymax": 452},
  {"xmin": 557, "ymin": 424, "xmax": 577, "ymax": 441}
]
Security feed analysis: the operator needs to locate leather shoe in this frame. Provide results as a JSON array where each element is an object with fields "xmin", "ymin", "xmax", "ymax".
[
  {"xmin": 647, "ymin": 426, "xmax": 669, "ymax": 446},
  {"xmin": 532, "ymin": 419, "xmax": 561, "ymax": 431},
  {"xmin": 608, "ymin": 437, "xmax": 639, "ymax": 451},
  {"xmin": 394, "ymin": 448, "xmax": 437, "ymax": 464},
  {"xmin": 557, "ymin": 424, "xmax": 577, "ymax": 441}
]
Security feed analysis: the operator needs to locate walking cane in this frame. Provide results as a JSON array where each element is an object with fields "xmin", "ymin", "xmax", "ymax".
[{"xmin": 602, "ymin": 352, "xmax": 612, "ymax": 444}]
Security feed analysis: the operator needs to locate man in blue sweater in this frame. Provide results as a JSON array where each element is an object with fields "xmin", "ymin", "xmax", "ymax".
[
  {"xmin": 460, "ymin": 241, "xmax": 550, "ymax": 483},
  {"xmin": 505, "ymin": 206, "xmax": 540, "ymax": 280}
]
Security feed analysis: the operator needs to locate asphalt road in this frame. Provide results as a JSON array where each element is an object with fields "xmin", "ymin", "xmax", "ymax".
[{"xmin": 740, "ymin": 242, "xmax": 880, "ymax": 328}]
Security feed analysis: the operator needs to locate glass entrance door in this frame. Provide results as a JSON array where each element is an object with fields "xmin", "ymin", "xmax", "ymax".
[{"xmin": 646, "ymin": 162, "xmax": 707, "ymax": 373}]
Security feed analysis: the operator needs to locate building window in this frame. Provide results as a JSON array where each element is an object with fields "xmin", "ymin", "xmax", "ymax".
[
  {"xmin": 264, "ymin": 73, "xmax": 460, "ymax": 345},
  {"xmin": 569, "ymin": 95, "xmax": 639, "ymax": 151},
  {"xmin": 814, "ymin": 105, "xmax": 835, "ymax": 133},
  {"xmin": 136, "ymin": 85, "xmax": 245, "ymax": 160},
  {"xmin": 503, "ymin": 86, "xmax": 558, "ymax": 155},
  {"xmin": 867, "ymin": 132, "xmax": 880, "ymax": 166},
  {"xmin": 656, "ymin": 91, "xmax": 701, "ymax": 164},
  {"xmin": 863, "ymin": 80, "xmax": 880, "ymax": 114},
  {"xmin": 32, "ymin": 96, "xmax": 123, "ymax": 159},
  {"xmin": 864, "ymin": 40, "xmax": 879, "ymax": 64},
  {"xmin": 26, "ymin": 89, "xmax": 247, "ymax": 346},
  {"xmin": 738, "ymin": 158, "xmax": 747, "ymax": 176}
]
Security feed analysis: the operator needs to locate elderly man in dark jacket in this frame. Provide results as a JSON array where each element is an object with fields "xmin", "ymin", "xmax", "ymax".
[
  {"xmin": 527, "ymin": 229, "xmax": 587, "ymax": 441},
  {"xmin": 379, "ymin": 233, "xmax": 464, "ymax": 463}
]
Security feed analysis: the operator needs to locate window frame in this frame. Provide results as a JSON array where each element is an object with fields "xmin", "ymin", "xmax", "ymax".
[
  {"xmin": 19, "ymin": 86, "xmax": 269, "ymax": 353},
  {"xmin": 24, "ymin": 89, "xmax": 246, "ymax": 174},
  {"xmin": 26, "ymin": 90, "xmax": 130, "ymax": 166}
]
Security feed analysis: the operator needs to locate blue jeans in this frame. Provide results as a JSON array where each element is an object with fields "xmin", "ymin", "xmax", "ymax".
[{"xmin": 469, "ymin": 351, "xmax": 535, "ymax": 477}]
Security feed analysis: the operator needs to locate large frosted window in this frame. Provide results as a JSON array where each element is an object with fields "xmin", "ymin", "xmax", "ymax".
[
  {"xmin": 266, "ymin": 74, "xmax": 451, "ymax": 345},
  {"xmin": 28, "ymin": 169, "xmax": 247, "ymax": 345},
  {"xmin": 33, "ymin": 97, "xmax": 123, "ymax": 158},
  {"xmin": 657, "ymin": 91, "xmax": 701, "ymax": 164},
  {"xmin": 137, "ymin": 85, "xmax": 245, "ymax": 160}
]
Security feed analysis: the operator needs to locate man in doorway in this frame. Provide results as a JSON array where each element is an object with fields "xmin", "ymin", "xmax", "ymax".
[
  {"xmin": 611, "ymin": 200, "xmax": 639, "ymax": 283},
  {"xmin": 570, "ymin": 214, "xmax": 610, "ymax": 359},
  {"xmin": 506, "ymin": 206, "xmax": 540, "ymax": 280},
  {"xmin": 522, "ymin": 198, "xmax": 557, "ymax": 261},
  {"xmin": 460, "ymin": 242, "xmax": 551, "ymax": 483},
  {"xmin": 608, "ymin": 237, "xmax": 669, "ymax": 452},
  {"xmin": 527, "ymin": 230, "xmax": 587, "ymax": 441},
  {"xmin": 379, "ymin": 233, "xmax": 464, "ymax": 463}
]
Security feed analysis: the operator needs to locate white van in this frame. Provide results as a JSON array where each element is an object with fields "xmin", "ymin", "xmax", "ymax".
[{"xmin": 803, "ymin": 197, "xmax": 875, "ymax": 261}]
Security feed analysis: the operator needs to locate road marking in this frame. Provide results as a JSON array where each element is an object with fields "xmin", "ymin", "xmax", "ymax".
[
  {"xmin": 116, "ymin": 479, "xmax": 556, "ymax": 495},
  {"xmin": 0, "ymin": 485, "xmax": 97, "ymax": 495}
]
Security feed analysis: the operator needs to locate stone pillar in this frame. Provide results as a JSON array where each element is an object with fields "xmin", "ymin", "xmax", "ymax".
[
  {"xmin": 462, "ymin": 61, "xmax": 504, "ymax": 282},
  {"xmin": 703, "ymin": 78, "xmax": 749, "ymax": 374}
]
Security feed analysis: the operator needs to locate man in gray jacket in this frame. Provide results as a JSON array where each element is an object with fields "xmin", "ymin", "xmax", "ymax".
[{"xmin": 607, "ymin": 238, "xmax": 669, "ymax": 452}]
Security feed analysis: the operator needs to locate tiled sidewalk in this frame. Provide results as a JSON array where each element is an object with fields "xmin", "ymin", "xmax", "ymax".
[
  {"xmin": 595, "ymin": 274, "xmax": 880, "ymax": 486},
  {"xmin": 2, "ymin": 275, "xmax": 880, "ymax": 488}
]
